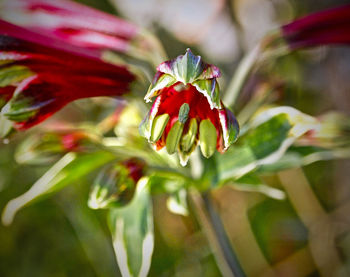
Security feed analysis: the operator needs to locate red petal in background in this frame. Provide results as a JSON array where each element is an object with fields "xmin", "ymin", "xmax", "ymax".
[
  {"xmin": 282, "ymin": 4, "xmax": 350, "ymax": 49},
  {"xmin": 1, "ymin": 0, "xmax": 138, "ymax": 53},
  {"xmin": 0, "ymin": 28, "xmax": 135, "ymax": 130}
]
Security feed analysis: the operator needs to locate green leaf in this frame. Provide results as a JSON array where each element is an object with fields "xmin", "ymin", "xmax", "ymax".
[
  {"xmin": 0, "ymin": 113, "xmax": 13, "ymax": 138},
  {"xmin": 2, "ymin": 151, "xmax": 116, "ymax": 225},
  {"xmin": 166, "ymin": 189, "xmax": 189, "ymax": 216},
  {"xmin": 258, "ymin": 145, "xmax": 350, "ymax": 173},
  {"xmin": 216, "ymin": 107, "xmax": 318, "ymax": 182},
  {"xmin": 227, "ymin": 174, "xmax": 285, "ymax": 200},
  {"xmin": 244, "ymin": 113, "xmax": 291, "ymax": 159},
  {"xmin": 108, "ymin": 177, "xmax": 153, "ymax": 277}
]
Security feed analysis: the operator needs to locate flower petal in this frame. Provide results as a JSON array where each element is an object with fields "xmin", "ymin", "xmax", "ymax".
[
  {"xmin": 0, "ymin": 18, "xmax": 136, "ymax": 130},
  {"xmin": 3, "ymin": 61, "xmax": 134, "ymax": 130},
  {"xmin": 1, "ymin": 0, "xmax": 138, "ymax": 54},
  {"xmin": 0, "ymin": 19, "xmax": 101, "ymax": 60},
  {"xmin": 219, "ymin": 108, "xmax": 240, "ymax": 151},
  {"xmin": 0, "ymin": 86, "xmax": 15, "ymax": 108},
  {"xmin": 144, "ymin": 72, "xmax": 177, "ymax": 102},
  {"xmin": 282, "ymin": 4, "xmax": 350, "ymax": 49},
  {"xmin": 192, "ymin": 78, "xmax": 221, "ymax": 109},
  {"xmin": 157, "ymin": 48, "xmax": 221, "ymax": 84}
]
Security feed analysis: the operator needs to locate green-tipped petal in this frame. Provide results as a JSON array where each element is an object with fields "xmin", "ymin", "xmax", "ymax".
[
  {"xmin": 199, "ymin": 119, "xmax": 217, "ymax": 158},
  {"xmin": 150, "ymin": 114, "xmax": 169, "ymax": 142},
  {"xmin": 144, "ymin": 73, "xmax": 177, "ymax": 102},
  {"xmin": 193, "ymin": 78, "xmax": 221, "ymax": 109},
  {"xmin": 157, "ymin": 49, "xmax": 221, "ymax": 84},
  {"xmin": 166, "ymin": 121, "xmax": 184, "ymax": 154},
  {"xmin": 219, "ymin": 108, "xmax": 240, "ymax": 150}
]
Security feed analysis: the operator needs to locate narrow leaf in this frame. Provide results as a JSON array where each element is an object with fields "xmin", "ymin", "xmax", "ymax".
[
  {"xmin": 2, "ymin": 151, "xmax": 115, "ymax": 225},
  {"xmin": 216, "ymin": 108, "xmax": 319, "ymax": 182},
  {"xmin": 166, "ymin": 189, "xmax": 189, "ymax": 216},
  {"xmin": 109, "ymin": 177, "xmax": 154, "ymax": 277},
  {"xmin": 228, "ymin": 174, "xmax": 285, "ymax": 200}
]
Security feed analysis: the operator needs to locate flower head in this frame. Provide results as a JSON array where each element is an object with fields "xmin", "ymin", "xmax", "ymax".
[
  {"xmin": 0, "ymin": 0, "xmax": 139, "ymax": 55},
  {"xmin": 140, "ymin": 49, "xmax": 239, "ymax": 165},
  {"xmin": 282, "ymin": 4, "xmax": 350, "ymax": 49},
  {"xmin": 0, "ymin": 19, "xmax": 136, "ymax": 130}
]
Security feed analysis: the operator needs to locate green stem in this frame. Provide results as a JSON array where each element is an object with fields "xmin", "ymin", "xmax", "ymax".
[
  {"xmin": 223, "ymin": 44, "xmax": 261, "ymax": 108},
  {"xmin": 188, "ymin": 189, "xmax": 245, "ymax": 277},
  {"xmin": 223, "ymin": 30, "xmax": 289, "ymax": 109}
]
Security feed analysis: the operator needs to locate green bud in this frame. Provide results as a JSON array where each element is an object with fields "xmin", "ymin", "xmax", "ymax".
[
  {"xmin": 166, "ymin": 121, "xmax": 184, "ymax": 154},
  {"xmin": 150, "ymin": 114, "xmax": 169, "ymax": 142},
  {"xmin": 88, "ymin": 164, "xmax": 135, "ymax": 209},
  {"xmin": 178, "ymin": 103, "xmax": 190, "ymax": 124},
  {"xmin": 199, "ymin": 119, "xmax": 217, "ymax": 158},
  {"xmin": 180, "ymin": 118, "xmax": 198, "ymax": 152}
]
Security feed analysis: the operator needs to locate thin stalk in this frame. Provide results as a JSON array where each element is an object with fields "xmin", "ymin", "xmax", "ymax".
[
  {"xmin": 223, "ymin": 30, "xmax": 290, "ymax": 109},
  {"xmin": 188, "ymin": 189, "xmax": 245, "ymax": 277},
  {"xmin": 223, "ymin": 44, "xmax": 261, "ymax": 108}
]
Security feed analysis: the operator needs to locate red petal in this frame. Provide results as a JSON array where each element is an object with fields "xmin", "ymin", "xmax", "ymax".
[
  {"xmin": 153, "ymin": 83, "xmax": 224, "ymax": 150},
  {"xmin": 2, "ymin": 0, "xmax": 138, "ymax": 53},
  {"xmin": 8, "ymin": 68, "xmax": 133, "ymax": 130},
  {"xmin": 0, "ymin": 22, "xmax": 136, "ymax": 129},
  {"xmin": 0, "ymin": 86, "xmax": 15, "ymax": 104},
  {"xmin": 282, "ymin": 4, "xmax": 350, "ymax": 48}
]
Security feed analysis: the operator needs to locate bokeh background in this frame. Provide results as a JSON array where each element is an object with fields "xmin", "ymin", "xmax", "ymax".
[{"xmin": 1, "ymin": 0, "xmax": 350, "ymax": 276}]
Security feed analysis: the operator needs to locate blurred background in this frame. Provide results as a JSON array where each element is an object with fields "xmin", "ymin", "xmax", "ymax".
[{"xmin": 1, "ymin": 0, "xmax": 350, "ymax": 276}]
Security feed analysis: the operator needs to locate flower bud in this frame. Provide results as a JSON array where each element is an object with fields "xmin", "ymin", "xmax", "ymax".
[
  {"xmin": 88, "ymin": 158, "xmax": 145, "ymax": 209},
  {"xmin": 140, "ymin": 49, "xmax": 240, "ymax": 165}
]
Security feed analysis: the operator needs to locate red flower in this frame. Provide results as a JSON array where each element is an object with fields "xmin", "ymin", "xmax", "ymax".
[
  {"xmin": 282, "ymin": 4, "xmax": 350, "ymax": 49},
  {"xmin": 0, "ymin": 0, "xmax": 139, "ymax": 54},
  {"xmin": 0, "ymin": 13, "xmax": 136, "ymax": 130},
  {"xmin": 140, "ymin": 49, "xmax": 239, "ymax": 165}
]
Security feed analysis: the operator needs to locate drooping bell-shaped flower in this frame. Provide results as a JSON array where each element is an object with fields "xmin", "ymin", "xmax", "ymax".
[
  {"xmin": 0, "ymin": 0, "xmax": 139, "ymax": 55},
  {"xmin": 140, "ymin": 49, "xmax": 239, "ymax": 166},
  {"xmin": 281, "ymin": 4, "xmax": 350, "ymax": 49},
  {"xmin": 0, "ymin": 19, "xmax": 136, "ymax": 130}
]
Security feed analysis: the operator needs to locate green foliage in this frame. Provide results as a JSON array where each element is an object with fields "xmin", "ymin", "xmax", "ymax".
[
  {"xmin": 2, "ymin": 1, "xmax": 350, "ymax": 276},
  {"xmin": 108, "ymin": 177, "xmax": 153, "ymax": 277},
  {"xmin": 215, "ymin": 107, "xmax": 320, "ymax": 183},
  {"xmin": 228, "ymin": 173, "xmax": 285, "ymax": 200},
  {"xmin": 2, "ymin": 151, "xmax": 116, "ymax": 225}
]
